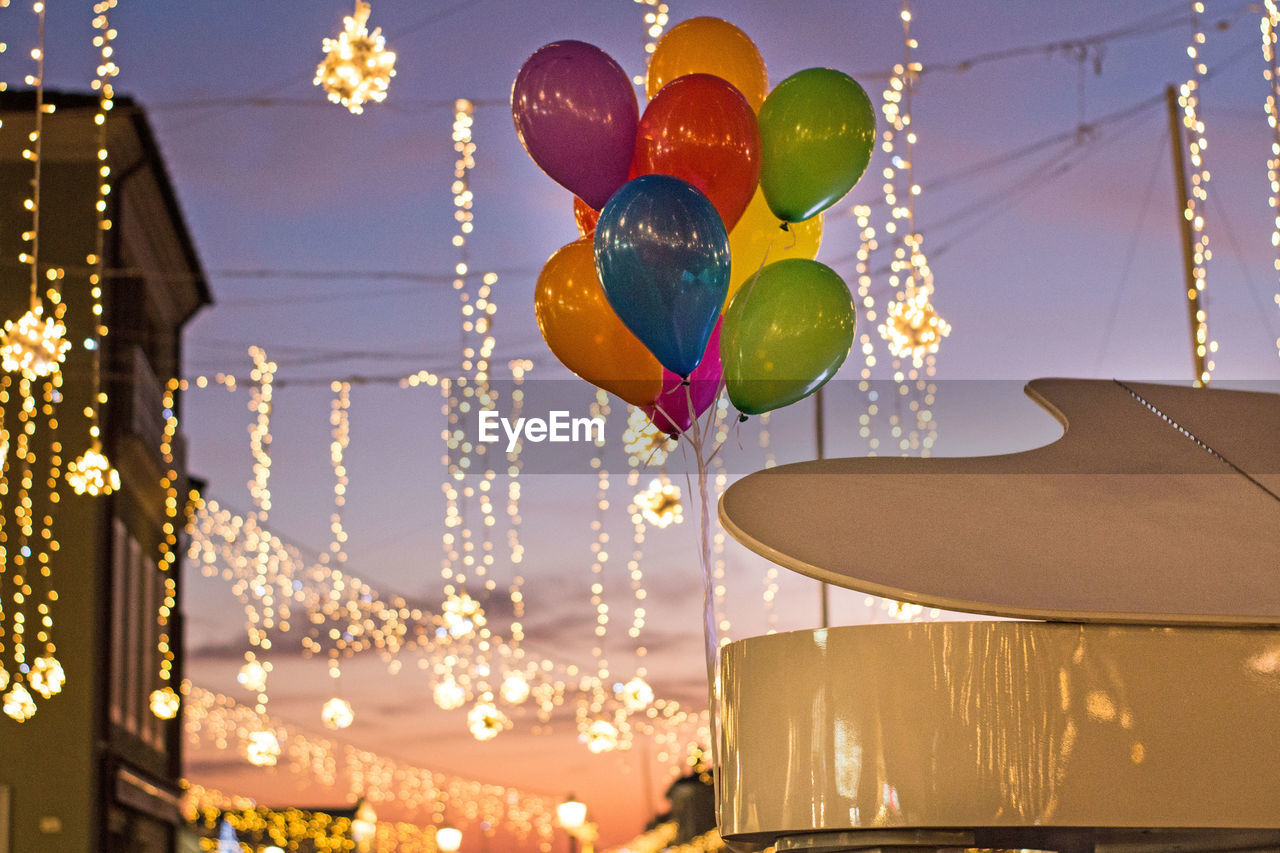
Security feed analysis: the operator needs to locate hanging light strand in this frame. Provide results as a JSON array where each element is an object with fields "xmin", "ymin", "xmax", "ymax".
[
  {"xmin": 68, "ymin": 0, "xmax": 121, "ymax": 497},
  {"xmin": 1180, "ymin": 0, "xmax": 1217, "ymax": 384},
  {"xmin": 1263, "ymin": 3, "xmax": 1280, "ymax": 358}
]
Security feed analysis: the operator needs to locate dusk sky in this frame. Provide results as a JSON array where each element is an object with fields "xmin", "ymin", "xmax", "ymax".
[{"xmin": 5, "ymin": 0, "xmax": 1280, "ymax": 846}]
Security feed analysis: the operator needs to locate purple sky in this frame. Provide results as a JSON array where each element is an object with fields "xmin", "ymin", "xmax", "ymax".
[{"xmin": 6, "ymin": 0, "xmax": 1280, "ymax": 845}]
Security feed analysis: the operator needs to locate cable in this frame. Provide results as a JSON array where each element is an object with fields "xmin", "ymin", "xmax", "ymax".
[{"xmin": 1093, "ymin": 126, "xmax": 1167, "ymax": 376}]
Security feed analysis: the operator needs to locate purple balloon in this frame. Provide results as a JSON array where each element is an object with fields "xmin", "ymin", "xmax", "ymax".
[
  {"xmin": 644, "ymin": 320, "xmax": 722, "ymax": 437},
  {"xmin": 512, "ymin": 41, "xmax": 639, "ymax": 211}
]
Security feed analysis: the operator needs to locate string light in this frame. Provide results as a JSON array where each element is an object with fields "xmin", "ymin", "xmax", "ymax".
[
  {"xmin": 150, "ymin": 685, "xmax": 181, "ymax": 720},
  {"xmin": 321, "ymin": 696, "xmax": 355, "ymax": 730},
  {"xmin": 247, "ymin": 730, "xmax": 282, "ymax": 767},
  {"xmin": 877, "ymin": 1, "xmax": 949, "ymax": 367},
  {"xmin": 631, "ymin": 0, "xmax": 670, "ymax": 84},
  {"xmin": 314, "ymin": 1, "xmax": 396, "ymax": 114},
  {"xmin": 1263, "ymin": 1, "xmax": 1280, "ymax": 357},
  {"xmin": 68, "ymin": 0, "xmax": 121, "ymax": 497},
  {"xmin": 2, "ymin": 0, "xmax": 70, "ymax": 386},
  {"xmin": 622, "ymin": 408, "xmax": 673, "ymax": 467},
  {"xmin": 466, "ymin": 697, "xmax": 510, "ymax": 741},
  {"xmin": 149, "ymin": 380, "xmax": 186, "ymax": 718},
  {"xmin": 1179, "ymin": 0, "xmax": 1217, "ymax": 384},
  {"xmin": 633, "ymin": 478, "xmax": 681, "ymax": 528}
]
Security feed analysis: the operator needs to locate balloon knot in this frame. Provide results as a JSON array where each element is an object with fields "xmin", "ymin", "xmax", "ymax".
[
  {"xmin": 779, "ymin": 221, "xmax": 790, "ymax": 232},
  {"xmin": 738, "ymin": 413, "xmax": 749, "ymax": 423},
  {"xmin": 680, "ymin": 377, "xmax": 691, "ymax": 386}
]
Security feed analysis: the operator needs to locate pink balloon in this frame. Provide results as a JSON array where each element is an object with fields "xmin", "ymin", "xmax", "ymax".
[
  {"xmin": 512, "ymin": 41, "xmax": 639, "ymax": 211},
  {"xmin": 644, "ymin": 320, "xmax": 722, "ymax": 437}
]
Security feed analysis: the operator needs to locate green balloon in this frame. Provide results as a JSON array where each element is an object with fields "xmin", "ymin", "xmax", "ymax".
[
  {"xmin": 758, "ymin": 68, "xmax": 875, "ymax": 223},
  {"xmin": 721, "ymin": 258, "xmax": 855, "ymax": 415}
]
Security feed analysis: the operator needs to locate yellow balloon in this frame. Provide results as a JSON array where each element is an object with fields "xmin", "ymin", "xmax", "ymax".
[
  {"xmin": 646, "ymin": 17, "xmax": 768, "ymax": 111},
  {"xmin": 726, "ymin": 188, "xmax": 823, "ymax": 305}
]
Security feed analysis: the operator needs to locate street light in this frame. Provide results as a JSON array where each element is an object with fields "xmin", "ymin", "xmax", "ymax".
[
  {"xmin": 557, "ymin": 795, "xmax": 587, "ymax": 853},
  {"xmin": 436, "ymin": 826, "xmax": 463, "ymax": 852}
]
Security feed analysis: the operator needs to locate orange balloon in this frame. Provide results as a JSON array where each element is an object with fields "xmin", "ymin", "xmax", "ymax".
[
  {"xmin": 534, "ymin": 238, "xmax": 663, "ymax": 406},
  {"xmin": 646, "ymin": 18, "xmax": 768, "ymax": 111},
  {"xmin": 633, "ymin": 73, "xmax": 761, "ymax": 231},
  {"xmin": 573, "ymin": 196, "xmax": 599, "ymax": 237},
  {"xmin": 726, "ymin": 188, "xmax": 823, "ymax": 306}
]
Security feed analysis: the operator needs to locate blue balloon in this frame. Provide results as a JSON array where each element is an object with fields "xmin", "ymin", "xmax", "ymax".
[{"xmin": 594, "ymin": 175, "xmax": 730, "ymax": 377}]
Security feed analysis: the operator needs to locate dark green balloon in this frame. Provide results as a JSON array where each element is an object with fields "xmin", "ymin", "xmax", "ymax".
[
  {"xmin": 758, "ymin": 68, "xmax": 875, "ymax": 223},
  {"xmin": 721, "ymin": 258, "xmax": 855, "ymax": 415}
]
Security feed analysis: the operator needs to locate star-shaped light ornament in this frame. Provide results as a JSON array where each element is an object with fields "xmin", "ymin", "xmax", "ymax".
[
  {"xmin": 441, "ymin": 591, "xmax": 485, "ymax": 639},
  {"xmin": 3, "ymin": 683, "xmax": 37, "ymax": 722},
  {"xmin": 29, "ymin": 655, "xmax": 64, "ymax": 699},
  {"xmin": 1, "ymin": 305, "xmax": 70, "ymax": 380},
  {"xmin": 635, "ymin": 478, "xmax": 682, "ymax": 528},
  {"xmin": 150, "ymin": 686, "xmax": 181, "ymax": 720},
  {"xmin": 433, "ymin": 678, "xmax": 466, "ymax": 711},
  {"xmin": 467, "ymin": 700, "xmax": 510, "ymax": 741},
  {"xmin": 67, "ymin": 441, "xmax": 120, "ymax": 496},
  {"xmin": 321, "ymin": 696, "xmax": 354, "ymax": 730},
  {"xmin": 238, "ymin": 660, "xmax": 268, "ymax": 693},
  {"xmin": 247, "ymin": 730, "xmax": 282, "ymax": 766},
  {"xmin": 314, "ymin": 1, "xmax": 396, "ymax": 115},
  {"xmin": 584, "ymin": 719, "xmax": 620, "ymax": 754},
  {"xmin": 619, "ymin": 675, "xmax": 654, "ymax": 713},
  {"xmin": 879, "ymin": 290, "xmax": 951, "ymax": 366}
]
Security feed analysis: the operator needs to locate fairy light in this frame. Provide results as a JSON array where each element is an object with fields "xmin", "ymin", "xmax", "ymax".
[
  {"xmin": 2, "ymin": 0, "xmax": 70, "ymax": 385},
  {"xmin": 2, "ymin": 681, "xmax": 35, "ymax": 722},
  {"xmin": 150, "ymin": 685, "xmax": 180, "ymax": 719},
  {"xmin": 68, "ymin": 0, "xmax": 121, "ymax": 497},
  {"xmin": 314, "ymin": 0, "xmax": 396, "ymax": 114},
  {"xmin": 622, "ymin": 407, "xmax": 673, "ymax": 467},
  {"xmin": 466, "ymin": 697, "xmax": 510, "ymax": 741},
  {"xmin": 878, "ymin": 1, "xmax": 949, "ymax": 368},
  {"xmin": 147, "ymin": 379, "xmax": 186, "ymax": 718},
  {"xmin": 1263, "ymin": 2, "xmax": 1280, "ymax": 356},
  {"xmin": 318, "ymin": 381, "xmax": 354, "ymax": 727},
  {"xmin": 247, "ymin": 729, "xmax": 282, "ymax": 767},
  {"xmin": 584, "ymin": 718, "xmax": 619, "ymax": 753},
  {"xmin": 631, "ymin": 0, "xmax": 670, "ymax": 84},
  {"xmin": 321, "ymin": 696, "xmax": 354, "ymax": 730},
  {"xmin": 1178, "ymin": 1, "xmax": 1217, "ymax": 385},
  {"xmin": 633, "ymin": 477, "xmax": 681, "ymax": 528}
]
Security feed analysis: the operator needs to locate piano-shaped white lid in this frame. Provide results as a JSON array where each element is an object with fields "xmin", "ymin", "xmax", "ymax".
[
  {"xmin": 715, "ymin": 379, "xmax": 1280, "ymax": 851},
  {"xmin": 719, "ymin": 378, "xmax": 1280, "ymax": 625}
]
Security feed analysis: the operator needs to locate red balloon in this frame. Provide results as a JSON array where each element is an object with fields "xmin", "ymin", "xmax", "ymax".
[
  {"xmin": 633, "ymin": 74, "xmax": 761, "ymax": 231},
  {"xmin": 573, "ymin": 196, "xmax": 599, "ymax": 237}
]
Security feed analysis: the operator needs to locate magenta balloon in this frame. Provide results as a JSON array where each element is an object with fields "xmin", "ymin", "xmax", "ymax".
[
  {"xmin": 512, "ymin": 41, "xmax": 639, "ymax": 211},
  {"xmin": 644, "ymin": 320, "xmax": 722, "ymax": 437}
]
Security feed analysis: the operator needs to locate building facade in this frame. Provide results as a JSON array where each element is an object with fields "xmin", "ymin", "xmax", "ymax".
[{"xmin": 0, "ymin": 91, "xmax": 209, "ymax": 853}]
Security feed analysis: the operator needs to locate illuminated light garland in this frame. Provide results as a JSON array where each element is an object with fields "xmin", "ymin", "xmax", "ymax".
[
  {"xmin": 318, "ymin": 381, "xmax": 354, "ymax": 728},
  {"xmin": 618, "ymin": 675, "xmax": 653, "ymax": 713},
  {"xmin": 500, "ymin": 670, "xmax": 530, "ymax": 705},
  {"xmin": 633, "ymin": 477, "xmax": 681, "ymax": 528},
  {"xmin": 1263, "ymin": 1, "xmax": 1280, "ymax": 356},
  {"xmin": 466, "ymin": 698, "xmax": 510, "ymax": 741},
  {"xmin": 65, "ymin": 444, "xmax": 119, "ymax": 495},
  {"xmin": 878, "ymin": 289, "xmax": 951, "ymax": 366},
  {"xmin": 2, "ymin": 681, "xmax": 35, "ymax": 722},
  {"xmin": 622, "ymin": 407, "xmax": 673, "ymax": 467},
  {"xmin": 314, "ymin": 0, "xmax": 396, "ymax": 115},
  {"xmin": 150, "ymin": 380, "xmax": 186, "ymax": 718},
  {"xmin": 584, "ymin": 718, "xmax": 620, "ymax": 753},
  {"xmin": 68, "ymin": 0, "xmax": 121, "ymax": 496},
  {"xmin": 1, "ymin": 307, "xmax": 68, "ymax": 379},
  {"xmin": 3, "ymin": 0, "xmax": 68, "ymax": 388},
  {"xmin": 321, "ymin": 696, "xmax": 355, "ymax": 730},
  {"xmin": 631, "ymin": 0, "xmax": 670, "ymax": 83},
  {"xmin": 28, "ymin": 651, "xmax": 62, "ymax": 698},
  {"xmin": 877, "ymin": 2, "xmax": 949, "ymax": 368},
  {"xmin": 150, "ymin": 685, "xmax": 180, "ymax": 720},
  {"xmin": 1179, "ymin": 0, "xmax": 1217, "ymax": 385},
  {"xmin": 433, "ymin": 678, "xmax": 466, "ymax": 711},
  {"xmin": 247, "ymin": 729, "xmax": 282, "ymax": 767}
]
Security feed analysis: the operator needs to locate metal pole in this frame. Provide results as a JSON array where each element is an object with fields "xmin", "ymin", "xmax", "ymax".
[
  {"xmin": 815, "ymin": 387, "xmax": 830, "ymax": 629},
  {"xmin": 1165, "ymin": 84, "xmax": 1208, "ymax": 384}
]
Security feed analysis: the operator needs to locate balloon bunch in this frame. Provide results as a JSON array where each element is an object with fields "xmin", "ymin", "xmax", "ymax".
[{"xmin": 514, "ymin": 17, "xmax": 875, "ymax": 430}]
